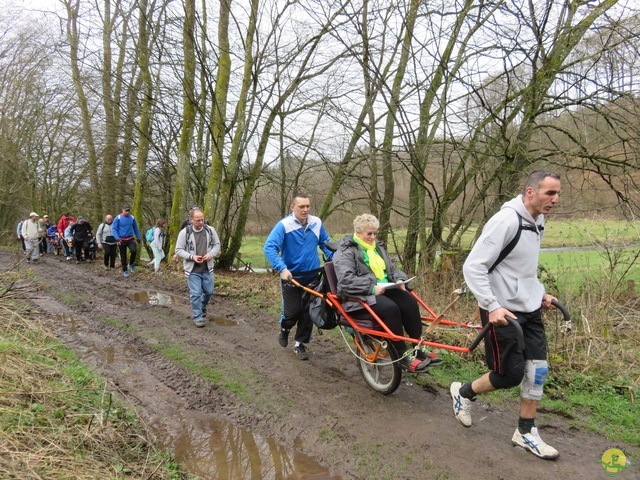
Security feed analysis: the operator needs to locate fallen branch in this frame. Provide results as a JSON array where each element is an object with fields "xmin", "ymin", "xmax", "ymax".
[{"xmin": 613, "ymin": 385, "xmax": 636, "ymax": 404}]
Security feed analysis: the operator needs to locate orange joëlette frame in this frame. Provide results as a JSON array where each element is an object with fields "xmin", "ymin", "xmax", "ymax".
[{"xmin": 293, "ymin": 279, "xmax": 482, "ymax": 354}]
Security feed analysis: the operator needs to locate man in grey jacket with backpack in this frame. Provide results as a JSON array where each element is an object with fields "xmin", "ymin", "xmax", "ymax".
[
  {"xmin": 175, "ymin": 209, "xmax": 221, "ymax": 327},
  {"xmin": 450, "ymin": 171, "xmax": 561, "ymax": 460}
]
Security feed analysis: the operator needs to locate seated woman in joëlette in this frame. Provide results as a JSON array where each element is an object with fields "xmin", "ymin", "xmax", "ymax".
[{"xmin": 332, "ymin": 214, "xmax": 440, "ymax": 372}]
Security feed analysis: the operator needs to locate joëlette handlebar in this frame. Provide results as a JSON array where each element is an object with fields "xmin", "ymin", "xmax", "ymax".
[
  {"xmin": 551, "ymin": 299, "xmax": 570, "ymax": 321},
  {"xmin": 468, "ymin": 300, "xmax": 569, "ymax": 353},
  {"xmin": 468, "ymin": 316, "xmax": 524, "ymax": 352}
]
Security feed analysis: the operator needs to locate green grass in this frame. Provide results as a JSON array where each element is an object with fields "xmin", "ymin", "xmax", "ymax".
[
  {"xmin": 236, "ymin": 235, "xmax": 270, "ymax": 268},
  {"xmin": 49, "ymin": 288, "xmax": 88, "ymax": 306},
  {"xmin": 420, "ymin": 350, "xmax": 639, "ymax": 447},
  {"xmin": 150, "ymin": 339, "xmax": 254, "ymax": 401},
  {"xmin": 0, "ymin": 288, "xmax": 188, "ymax": 479},
  {"xmin": 540, "ymin": 247, "xmax": 640, "ymax": 295},
  {"xmin": 96, "ymin": 314, "xmax": 130, "ymax": 329},
  {"xmin": 545, "ymin": 372, "xmax": 639, "ymax": 445},
  {"xmin": 543, "ymin": 219, "xmax": 639, "ymax": 248}
]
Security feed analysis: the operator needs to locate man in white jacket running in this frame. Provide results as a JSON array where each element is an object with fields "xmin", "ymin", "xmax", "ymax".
[{"xmin": 450, "ymin": 171, "xmax": 561, "ymax": 460}]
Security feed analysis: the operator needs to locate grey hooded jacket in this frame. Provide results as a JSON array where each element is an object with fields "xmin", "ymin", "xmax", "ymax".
[
  {"xmin": 175, "ymin": 225, "xmax": 221, "ymax": 276},
  {"xmin": 463, "ymin": 194, "xmax": 546, "ymax": 314},
  {"xmin": 332, "ymin": 234, "xmax": 408, "ymax": 313}
]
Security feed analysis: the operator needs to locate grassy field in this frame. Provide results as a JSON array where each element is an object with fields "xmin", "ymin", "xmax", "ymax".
[
  {"xmin": 540, "ymin": 248, "xmax": 640, "ymax": 294},
  {"xmin": 241, "ymin": 219, "xmax": 640, "ymax": 287}
]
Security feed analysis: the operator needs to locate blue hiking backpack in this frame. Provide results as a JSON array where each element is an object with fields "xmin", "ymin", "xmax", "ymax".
[{"xmin": 145, "ymin": 227, "xmax": 155, "ymax": 243}]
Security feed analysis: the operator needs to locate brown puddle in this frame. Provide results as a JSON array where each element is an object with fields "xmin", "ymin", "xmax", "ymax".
[
  {"xmin": 129, "ymin": 291, "xmax": 241, "ymax": 326},
  {"xmin": 154, "ymin": 413, "xmax": 338, "ymax": 479},
  {"xmin": 129, "ymin": 290, "xmax": 183, "ymax": 306},
  {"xmin": 103, "ymin": 344, "xmax": 137, "ymax": 365},
  {"xmin": 48, "ymin": 313, "xmax": 336, "ymax": 479}
]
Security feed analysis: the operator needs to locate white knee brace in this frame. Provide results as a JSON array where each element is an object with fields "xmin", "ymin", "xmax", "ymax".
[{"xmin": 521, "ymin": 359, "xmax": 548, "ymax": 401}]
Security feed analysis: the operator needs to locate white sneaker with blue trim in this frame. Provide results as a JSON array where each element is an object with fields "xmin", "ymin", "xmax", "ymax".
[
  {"xmin": 512, "ymin": 427, "xmax": 559, "ymax": 460},
  {"xmin": 450, "ymin": 382, "xmax": 472, "ymax": 427}
]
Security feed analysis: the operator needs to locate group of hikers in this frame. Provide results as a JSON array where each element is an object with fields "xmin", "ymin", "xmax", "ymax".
[
  {"xmin": 16, "ymin": 205, "xmax": 169, "ymax": 277},
  {"xmin": 17, "ymin": 170, "xmax": 563, "ymax": 461},
  {"xmin": 17, "ymin": 211, "xmax": 93, "ymax": 263},
  {"xmin": 17, "ymin": 204, "xmax": 221, "ymax": 330}
]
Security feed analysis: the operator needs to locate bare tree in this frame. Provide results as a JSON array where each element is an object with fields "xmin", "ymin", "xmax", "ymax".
[
  {"xmin": 63, "ymin": 0, "xmax": 102, "ymax": 219},
  {"xmin": 168, "ymin": 0, "xmax": 197, "ymax": 255}
]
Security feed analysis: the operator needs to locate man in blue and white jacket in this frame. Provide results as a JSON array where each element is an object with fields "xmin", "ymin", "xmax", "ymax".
[
  {"xmin": 263, "ymin": 193, "xmax": 333, "ymax": 360},
  {"xmin": 112, "ymin": 204, "xmax": 141, "ymax": 277},
  {"xmin": 175, "ymin": 209, "xmax": 221, "ymax": 327}
]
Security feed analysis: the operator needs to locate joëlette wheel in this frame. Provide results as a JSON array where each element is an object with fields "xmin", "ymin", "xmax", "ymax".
[{"xmin": 355, "ymin": 334, "xmax": 401, "ymax": 395}]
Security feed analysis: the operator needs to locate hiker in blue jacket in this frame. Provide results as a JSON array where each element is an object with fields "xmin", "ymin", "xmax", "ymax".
[
  {"xmin": 263, "ymin": 193, "xmax": 333, "ymax": 361},
  {"xmin": 112, "ymin": 204, "xmax": 141, "ymax": 277}
]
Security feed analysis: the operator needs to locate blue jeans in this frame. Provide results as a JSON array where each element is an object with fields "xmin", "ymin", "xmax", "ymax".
[
  {"xmin": 187, "ymin": 271, "xmax": 214, "ymax": 322},
  {"xmin": 62, "ymin": 239, "xmax": 72, "ymax": 257}
]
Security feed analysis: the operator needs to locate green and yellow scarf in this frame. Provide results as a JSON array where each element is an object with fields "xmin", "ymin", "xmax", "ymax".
[{"xmin": 353, "ymin": 235, "xmax": 387, "ymax": 282}]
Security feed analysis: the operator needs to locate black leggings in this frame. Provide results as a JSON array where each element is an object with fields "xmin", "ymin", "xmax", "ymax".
[
  {"xmin": 103, "ymin": 243, "xmax": 117, "ymax": 268},
  {"xmin": 351, "ymin": 289, "xmax": 422, "ymax": 355},
  {"xmin": 73, "ymin": 239, "xmax": 89, "ymax": 261},
  {"xmin": 118, "ymin": 239, "xmax": 137, "ymax": 271},
  {"xmin": 280, "ymin": 278, "xmax": 316, "ymax": 344}
]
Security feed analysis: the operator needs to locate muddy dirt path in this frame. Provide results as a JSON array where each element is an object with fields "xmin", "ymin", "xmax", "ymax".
[{"xmin": 7, "ymin": 251, "xmax": 633, "ymax": 479}]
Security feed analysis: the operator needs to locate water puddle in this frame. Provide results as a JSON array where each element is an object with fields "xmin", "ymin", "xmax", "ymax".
[
  {"xmin": 54, "ymin": 313, "xmax": 79, "ymax": 332},
  {"xmin": 48, "ymin": 311, "xmax": 339, "ymax": 479},
  {"xmin": 129, "ymin": 290, "xmax": 182, "ymax": 306},
  {"xmin": 129, "ymin": 291, "xmax": 241, "ymax": 326},
  {"xmin": 210, "ymin": 316, "xmax": 239, "ymax": 327},
  {"xmin": 154, "ymin": 413, "xmax": 338, "ymax": 479},
  {"xmin": 103, "ymin": 344, "xmax": 137, "ymax": 365}
]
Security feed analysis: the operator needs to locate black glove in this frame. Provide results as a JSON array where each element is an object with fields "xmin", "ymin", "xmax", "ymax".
[{"xmin": 137, "ymin": 239, "xmax": 141, "ymax": 244}]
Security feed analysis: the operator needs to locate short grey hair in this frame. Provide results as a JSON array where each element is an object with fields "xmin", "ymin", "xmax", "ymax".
[
  {"xmin": 353, "ymin": 214, "xmax": 379, "ymax": 233},
  {"xmin": 523, "ymin": 171, "xmax": 560, "ymax": 195}
]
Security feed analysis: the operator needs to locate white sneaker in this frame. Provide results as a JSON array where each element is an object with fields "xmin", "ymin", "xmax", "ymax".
[
  {"xmin": 450, "ymin": 382, "xmax": 472, "ymax": 427},
  {"xmin": 512, "ymin": 427, "xmax": 559, "ymax": 460}
]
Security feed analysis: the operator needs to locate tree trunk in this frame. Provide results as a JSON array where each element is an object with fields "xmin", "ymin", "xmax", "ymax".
[
  {"xmin": 169, "ymin": 0, "xmax": 197, "ymax": 256},
  {"xmin": 378, "ymin": 0, "xmax": 418, "ymax": 244},
  {"xmin": 65, "ymin": 0, "xmax": 102, "ymax": 219},
  {"xmin": 205, "ymin": 0, "xmax": 232, "ymax": 222},
  {"xmin": 403, "ymin": 0, "xmax": 474, "ymax": 274},
  {"xmin": 132, "ymin": 0, "xmax": 154, "ymax": 231}
]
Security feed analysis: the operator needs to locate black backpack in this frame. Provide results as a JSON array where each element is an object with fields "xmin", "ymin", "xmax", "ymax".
[
  {"xmin": 488, "ymin": 212, "xmax": 544, "ymax": 273},
  {"xmin": 307, "ymin": 268, "xmax": 338, "ymax": 330}
]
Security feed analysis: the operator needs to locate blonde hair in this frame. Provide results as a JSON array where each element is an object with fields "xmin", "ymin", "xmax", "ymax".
[{"xmin": 353, "ymin": 214, "xmax": 379, "ymax": 233}]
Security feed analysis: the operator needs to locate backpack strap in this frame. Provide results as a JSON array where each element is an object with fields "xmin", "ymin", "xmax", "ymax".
[
  {"xmin": 488, "ymin": 213, "xmax": 543, "ymax": 273},
  {"xmin": 185, "ymin": 224, "xmax": 217, "ymax": 251}
]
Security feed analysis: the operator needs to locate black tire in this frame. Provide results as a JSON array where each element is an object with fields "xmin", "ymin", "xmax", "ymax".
[{"xmin": 355, "ymin": 334, "xmax": 402, "ymax": 395}]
